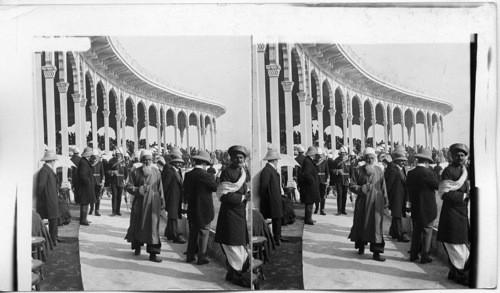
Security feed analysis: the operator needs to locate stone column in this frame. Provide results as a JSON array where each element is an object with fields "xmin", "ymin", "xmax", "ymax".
[
  {"xmin": 267, "ymin": 62, "xmax": 281, "ymax": 149},
  {"xmin": 174, "ymin": 119, "xmax": 179, "ymax": 147},
  {"xmin": 257, "ymin": 43, "xmax": 268, "ymax": 148},
  {"xmin": 348, "ymin": 114, "xmax": 354, "ymax": 152},
  {"xmin": 133, "ymin": 118, "xmax": 138, "ymax": 152},
  {"xmin": 401, "ymin": 121, "xmax": 406, "ymax": 147},
  {"xmin": 297, "ymin": 92, "xmax": 307, "ymax": 146},
  {"xmin": 156, "ymin": 117, "xmax": 161, "ymax": 150},
  {"xmin": 316, "ymin": 103, "xmax": 324, "ymax": 148},
  {"xmin": 413, "ymin": 117, "xmax": 418, "ymax": 149},
  {"xmin": 372, "ymin": 119, "xmax": 376, "ymax": 147},
  {"xmin": 440, "ymin": 125, "xmax": 445, "ymax": 150},
  {"xmin": 383, "ymin": 121, "xmax": 389, "ymax": 153},
  {"xmin": 121, "ymin": 116, "xmax": 127, "ymax": 153},
  {"xmin": 423, "ymin": 122, "xmax": 428, "ymax": 148},
  {"xmin": 360, "ymin": 117, "xmax": 365, "ymax": 150},
  {"xmin": 389, "ymin": 111, "xmax": 394, "ymax": 150},
  {"xmin": 214, "ymin": 129, "xmax": 217, "ymax": 151},
  {"xmin": 436, "ymin": 123, "xmax": 441, "ymax": 149},
  {"xmin": 115, "ymin": 114, "xmax": 122, "ymax": 150},
  {"xmin": 342, "ymin": 113, "xmax": 348, "ymax": 147},
  {"xmin": 282, "ymin": 80, "xmax": 295, "ymax": 184},
  {"xmin": 42, "ymin": 61, "xmax": 57, "ymax": 150},
  {"xmin": 329, "ymin": 109, "xmax": 336, "ymax": 150},
  {"xmin": 197, "ymin": 122, "xmax": 202, "ymax": 150},
  {"xmin": 210, "ymin": 125, "xmax": 214, "ymax": 152},
  {"xmin": 162, "ymin": 111, "xmax": 168, "ymax": 153},
  {"xmin": 81, "ymin": 64, "xmax": 89, "ymax": 148},
  {"xmin": 103, "ymin": 110, "xmax": 110, "ymax": 155},
  {"xmin": 429, "ymin": 125, "xmax": 434, "ymax": 150},
  {"xmin": 145, "ymin": 120, "xmax": 150, "ymax": 149},
  {"xmin": 56, "ymin": 81, "xmax": 70, "ymax": 183},
  {"xmin": 90, "ymin": 105, "xmax": 98, "ymax": 149},
  {"xmin": 305, "ymin": 96, "xmax": 313, "ymax": 147},
  {"xmin": 72, "ymin": 93, "xmax": 82, "ymax": 150},
  {"xmin": 185, "ymin": 116, "xmax": 190, "ymax": 151}
]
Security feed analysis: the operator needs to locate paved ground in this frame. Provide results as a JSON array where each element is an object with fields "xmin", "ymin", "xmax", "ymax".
[
  {"xmin": 78, "ymin": 197, "xmax": 241, "ymax": 291},
  {"xmin": 302, "ymin": 195, "xmax": 465, "ymax": 290}
]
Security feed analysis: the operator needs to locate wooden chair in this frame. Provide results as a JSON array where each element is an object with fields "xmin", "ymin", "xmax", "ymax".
[
  {"xmin": 31, "ymin": 259, "xmax": 44, "ymax": 280},
  {"xmin": 31, "ymin": 237, "xmax": 45, "ymax": 260},
  {"xmin": 31, "ymin": 272, "xmax": 40, "ymax": 291},
  {"xmin": 252, "ymin": 236, "xmax": 267, "ymax": 261},
  {"xmin": 252, "ymin": 258, "xmax": 265, "ymax": 280}
]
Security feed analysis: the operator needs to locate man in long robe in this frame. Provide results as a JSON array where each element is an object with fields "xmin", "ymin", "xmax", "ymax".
[
  {"xmin": 348, "ymin": 147, "xmax": 388, "ymax": 262},
  {"xmin": 215, "ymin": 145, "xmax": 251, "ymax": 288},
  {"xmin": 437, "ymin": 143, "xmax": 470, "ymax": 286},
  {"xmin": 125, "ymin": 149, "xmax": 164, "ymax": 263}
]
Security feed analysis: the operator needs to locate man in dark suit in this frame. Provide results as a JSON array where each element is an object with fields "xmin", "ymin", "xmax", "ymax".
[
  {"xmin": 70, "ymin": 146, "xmax": 81, "ymax": 203},
  {"xmin": 406, "ymin": 148, "xmax": 439, "ymax": 264},
  {"xmin": 107, "ymin": 149, "xmax": 128, "ymax": 216},
  {"xmin": 330, "ymin": 146, "xmax": 350, "ymax": 215},
  {"xmin": 385, "ymin": 151, "xmax": 410, "ymax": 242},
  {"xmin": 36, "ymin": 150, "xmax": 62, "ymax": 245},
  {"xmin": 183, "ymin": 150, "xmax": 218, "ymax": 265},
  {"xmin": 77, "ymin": 147, "xmax": 97, "ymax": 226},
  {"xmin": 259, "ymin": 149, "xmax": 286, "ymax": 245},
  {"xmin": 161, "ymin": 154, "xmax": 186, "ymax": 244},
  {"xmin": 301, "ymin": 146, "xmax": 321, "ymax": 225}
]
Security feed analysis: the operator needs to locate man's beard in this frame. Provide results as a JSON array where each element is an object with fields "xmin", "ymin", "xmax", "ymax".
[
  {"xmin": 143, "ymin": 164, "xmax": 152, "ymax": 176},
  {"xmin": 365, "ymin": 164, "xmax": 375, "ymax": 175}
]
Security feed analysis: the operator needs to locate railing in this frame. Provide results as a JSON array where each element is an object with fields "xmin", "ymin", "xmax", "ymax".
[{"xmin": 108, "ymin": 36, "xmax": 217, "ymax": 104}]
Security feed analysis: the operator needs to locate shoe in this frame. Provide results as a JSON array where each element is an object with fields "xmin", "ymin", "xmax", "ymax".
[
  {"xmin": 358, "ymin": 247, "xmax": 365, "ymax": 255},
  {"xmin": 95, "ymin": 211, "xmax": 101, "ymax": 216},
  {"xmin": 335, "ymin": 212, "xmax": 342, "ymax": 216},
  {"xmin": 134, "ymin": 247, "xmax": 141, "ymax": 255},
  {"xmin": 314, "ymin": 209, "xmax": 318, "ymax": 214},
  {"xmin": 80, "ymin": 221, "xmax": 90, "ymax": 226},
  {"xmin": 89, "ymin": 209, "xmax": 93, "ymax": 215},
  {"xmin": 341, "ymin": 211, "xmax": 347, "ymax": 215},
  {"xmin": 149, "ymin": 254, "xmax": 162, "ymax": 263},
  {"xmin": 304, "ymin": 220, "xmax": 315, "ymax": 225},
  {"xmin": 52, "ymin": 241, "xmax": 57, "ymax": 247},
  {"xmin": 409, "ymin": 255, "xmax": 419, "ymax": 262},
  {"xmin": 197, "ymin": 258, "xmax": 209, "ymax": 265},
  {"xmin": 110, "ymin": 213, "xmax": 116, "ymax": 217},
  {"xmin": 116, "ymin": 213, "xmax": 122, "ymax": 216},
  {"xmin": 420, "ymin": 256, "xmax": 433, "ymax": 264},
  {"xmin": 173, "ymin": 238, "xmax": 186, "ymax": 244},
  {"xmin": 373, "ymin": 253, "xmax": 386, "ymax": 262},
  {"xmin": 398, "ymin": 237, "xmax": 410, "ymax": 243},
  {"xmin": 280, "ymin": 237, "xmax": 289, "ymax": 242},
  {"xmin": 56, "ymin": 237, "xmax": 65, "ymax": 243},
  {"xmin": 186, "ymin": 256, "xmax": 196, "ymax": 263},
  {"xmin": 274, "ymin": 239, "xmax": 281, "ymax": 246},
  {"xmin": 320, "ymin": 210, "xmax": 326, "ymax": 215}
]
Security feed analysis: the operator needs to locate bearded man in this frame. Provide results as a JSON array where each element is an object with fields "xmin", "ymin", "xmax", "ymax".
[
  {"xmin": 348, "ymin": 147, "xmax": 389, "ymax": 262},
  {"xmin": 125, "ymin": 150, "xmax": 165, "ymax": 263},
  {"xmin": 215, "ymin": 145, "xmax": 251, "ymax": 287},
  {"xmin": 437, "ymin": 143, "xmax": 471, "ymax": 286}
]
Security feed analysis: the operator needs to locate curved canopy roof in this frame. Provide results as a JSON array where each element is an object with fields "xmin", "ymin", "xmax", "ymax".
[
  {"xmin": 301, "ymin": 44, "xmax": 453, "ymax": 115},
  {"xmin": 84, "ymin": 36, "xmax": 226, "ymax": 117}
]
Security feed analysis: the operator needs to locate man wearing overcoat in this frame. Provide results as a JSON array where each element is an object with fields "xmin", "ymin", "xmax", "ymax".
[
  {"xmin": 36, "ymin": 150, "xmax": 61, "ymax": 245},
  {"xmin": 330, "ymin": 146, "xmax": 350, "ymax": 215},
  {"xmin": 259, "ymin": 148, "xmax": 285, "ymax": 245},
  {"xmin": 161, "ymin": 154, "xmax": 186, "ymax": 244},
  {"xmin": 301, "ymin": 146, "xmax": 321, "ymax": 225},
  {"xmin": 183, "ymin": 150, "xmax": 218, "ymax": 265},
  {"xmin": 384, "ymin": 151, "xmax": 410, "ymax": 242},
  {"xmin": 77, "ymin": 147, "xmax": 97, "ymax": 226},
  {"xmin": 406, "ymin": 148, "xmax": 439, "ymax": 264},
  {"xmin": 107, "ymin": 149, "xmax": 128, "ymax": 216}
]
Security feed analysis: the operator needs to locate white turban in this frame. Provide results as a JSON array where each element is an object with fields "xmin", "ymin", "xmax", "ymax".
[
  {"xmin": 363, "ymin": 147, "xmax": 376, "ymax": 157},
  {"xmin": 140, "ymin": 149, "xmax": 153, "ymax": 158}
]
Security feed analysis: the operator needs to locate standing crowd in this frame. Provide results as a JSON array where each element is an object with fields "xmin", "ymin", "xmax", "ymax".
[
  {"xmin": 35, "ymin": 144, "xmax": 252, "ymax": 288},
  {"xmin": 256, "ymin": 142, "xmax": 471, "ymax": 287}
]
